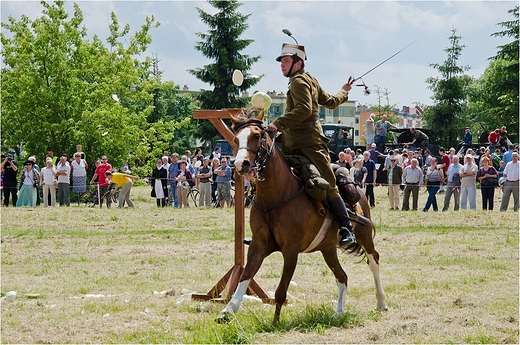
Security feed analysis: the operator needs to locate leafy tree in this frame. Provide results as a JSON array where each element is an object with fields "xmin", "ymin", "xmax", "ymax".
[
  {"xmin": 1, "ymin": 0, "xmax": 159, "ymax": 170},
  {"xmin": 467, "ymin": 6, "xmax": 518, "ymax": 142},
  {"xmin": 189, "ymin": 0, "xmax": 262, "ymax": 144},
  {"xmin": 423, "ymin": 28, "xmax": 473, "ymax": 148}
]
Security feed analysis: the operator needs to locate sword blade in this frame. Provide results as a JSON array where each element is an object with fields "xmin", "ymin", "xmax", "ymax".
[{"xmin": 354, "ymin": 39, "xmax": 418, "ymax": 82}]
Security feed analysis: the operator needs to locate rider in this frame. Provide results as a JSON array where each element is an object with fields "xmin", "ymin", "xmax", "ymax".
[{"xmin": 266, "ymin": 42, "xmax": 356, "ymax": 247}]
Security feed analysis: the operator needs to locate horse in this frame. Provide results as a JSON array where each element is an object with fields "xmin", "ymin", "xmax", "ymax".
[{"xmin": 217, "ymin": 111, "xmax": 388, "ymax": 324}]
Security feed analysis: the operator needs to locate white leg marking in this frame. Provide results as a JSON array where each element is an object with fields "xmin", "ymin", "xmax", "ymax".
[
  {"xmin": 367, "ymin": 254, "xmax": 388, "ymax": 310},
  {"xmin": 218, "ymin": 279, "xmax": 250, "ymax": 317},
  {"xmin": 335, "ymin": 281, "xmax": 346, "ymax": 316},
  {"xmin": 233, "ymin": 128, "xmax": 251, "ymax": 172}
]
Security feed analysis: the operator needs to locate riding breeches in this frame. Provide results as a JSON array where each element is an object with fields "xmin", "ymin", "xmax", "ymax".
[{"xmin": 284, "ymin": 143, "xmax": 340, "ymax": 200}]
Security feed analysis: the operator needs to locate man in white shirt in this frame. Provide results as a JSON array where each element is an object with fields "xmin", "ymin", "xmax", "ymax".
[
  {"xmin": 55, "ymin": 155, "xmax": 71, "ymax": 206},
  {"xmin": 500, "ymin": 151, "xmax": 519, "ymax": 211},
  {"xmin": 459, "ymin": 155, "xmax": 478, "ymax": 210}
]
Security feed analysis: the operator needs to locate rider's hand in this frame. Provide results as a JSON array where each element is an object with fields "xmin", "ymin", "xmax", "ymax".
[
  {"xmin": 342, "ymin": 76, "xmax": 355, "ymax": 92},
  {"xmin": 267, "ymin": 123, "xmax": 277, "ymax": 132}
]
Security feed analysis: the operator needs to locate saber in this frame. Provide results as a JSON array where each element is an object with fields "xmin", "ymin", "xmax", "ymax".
[
  {"xmin": 353, "ymin": 39, "xmax": 417, "ymax": 82},
  {"xmin": 352, "ymin": 39, "xmax": 417, "ymax": 95}
]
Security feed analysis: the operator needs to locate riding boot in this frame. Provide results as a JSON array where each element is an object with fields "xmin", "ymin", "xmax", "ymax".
[{"xmin": 329, "ymin": 196, "xmax": 357, "ymax": 247}]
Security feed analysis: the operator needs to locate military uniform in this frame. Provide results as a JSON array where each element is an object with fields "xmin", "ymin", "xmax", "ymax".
[{"xmin": 272, "ymin": 69, "xmax": 349, "ymax": 200}]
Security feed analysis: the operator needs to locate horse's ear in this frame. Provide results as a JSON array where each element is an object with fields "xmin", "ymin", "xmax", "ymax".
[{"xmin": 254, "ymin": 110, "xmax": 265, "ymax": 122}]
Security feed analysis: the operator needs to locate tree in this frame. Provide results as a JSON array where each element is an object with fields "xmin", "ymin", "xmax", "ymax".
[
  {"xmin": 189, "ymin": 0, "xmax": 262, "ymax": 144},
  {"xmin": 423, "ymin": 28, "xmax": 472, "ymax": 148},
  {"xmin": 1, "ymin": 0, "xmax": 159, "ymax": 169},
  {"xmin": 467, "ymin": 6, "xmax": 518, "ymax": 142}
]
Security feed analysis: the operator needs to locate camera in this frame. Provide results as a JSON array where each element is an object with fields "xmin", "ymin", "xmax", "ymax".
[{"xmin": 7, "ymin": 157, "xmax": 12, "ymax": 161}]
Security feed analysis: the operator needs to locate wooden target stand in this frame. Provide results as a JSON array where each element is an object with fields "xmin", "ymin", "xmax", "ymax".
[{"xmin": 191, "ymin": 109, "xmax": 273, "ymax": 304}]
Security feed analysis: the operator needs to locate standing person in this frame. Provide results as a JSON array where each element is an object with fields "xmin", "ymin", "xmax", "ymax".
[
  {"xmin": 151, "ymin": 159, "xmax": 168, "ymax": 207},
  {"xmin": 500, "ymin": 152, "xmax": 519, "ymax": 211},
  {"xmin": 437, "ymin": 147, "xmax": 450, "ymax": 194},
  {"xmin": 105, "ymin": 171, "xmax": 139, "ymax": 208},
  {"xmin": 362, "ymin": 151, "xmax": 377, "ymax": 208},
  {"xmin": 335, "ymin": 151, "xmax": 349, "ymax": 169},
  {"xmin": 197, "ymin": 157, "xmax": 212, "ymax": 207},
  {"xmin": 365, "ymin": 113, "xmax": 376, "ymax": 150},
  {"xmin": 387, "ymin": 157, "xmax": 403, "ymax": 210},
  {"xmin": 401, "ymin": 158, "xmax": 423, "ymax": 211},
  {"xmin": 1, "ymin": 154, "xmax": 18, "ymax": 206},
  {"xmin": 176, "ymin": 161, "xmax": 194, "ymax": 208},
  {"xmin": 374, "ymin": 114, "xmax": 397, "ymax": 151},
  {"xmin": 168, "ymin": 153, "xmax": 180, "ymax": 207},
  {"xmin": 210, "ymin": 146, "xmax": 221, "ymax": 161},
  {"xmin": 55, "ymin": 155, "xmax": 71, "ymax": 206},
  {"xmin": 71, "ymin": 153, "xmax": 88, "ymax": 195},
  {"xmin": 368, "ymin": 143, "xmax": 383, "ymax": 162},
  {"xmin": 502, "ymin": 145, "xmax": 515, "ymax": 165},
  {"xmin": 442, "ymin": 156, "xmax": 462, "ymax": 212},
  {"xmin": 267, "ymin": 42, "xmax": 356, "ymax": 247},
  {"xmin": 46, "ymin": 150, "xmax": 58, "ymax": 166},
  {"xmin": 422, "ymin": 157, "xmax": 443, "ymax": 212},
  {"xmin": 16, "ymin": 160, "xmax": 38, "ymax": 207},
  {"xmin": 459, "ymin": 155, "xmax": 478, "ymax": 210},
  {"xmin": 74, "ymin": 144, "xmax": 86, "ymax": 161},
  {"xmin": 40, "ymin": 158, "xmax": 57, "ymax": 207},
  {"xmin": 476, "ymin": 157, "xmax": 498, "ymax": 211},
  {"xmin": 210, "ymin": 157, "xmax": 220, "ymax": 205},
  {"xmin": 350, "ymin": 158, "xmax": 367, "ymax": 190},
  {"xmin": 90, "ymin": 155, "xmax": 112, "ymax": 208},
  {"xmin": 214, "ymin": 157, "xmax": 232, "ymax": 208}
]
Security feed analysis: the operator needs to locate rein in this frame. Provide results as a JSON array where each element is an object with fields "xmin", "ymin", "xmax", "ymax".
[
  {"xmin": 235, "ymin": 122, "xmax": 274, "ymax": 182},
  {"xmin": 236, "ymin": 121, "xmax": 303, "ymax": 212}
]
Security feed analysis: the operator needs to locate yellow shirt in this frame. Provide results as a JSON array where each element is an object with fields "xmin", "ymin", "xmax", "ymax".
[{"xmin": 110, "ymin": 172, "xmax": 131, "ymax": 187}]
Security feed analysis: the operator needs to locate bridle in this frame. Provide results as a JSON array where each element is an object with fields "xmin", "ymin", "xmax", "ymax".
[
  {"xmin": 234, "ymin": 121, "xmax": 275, "ymax": 182},
  {"xmin": 234, "ymin": 120, "xmax": 305, "ymax": 212}
]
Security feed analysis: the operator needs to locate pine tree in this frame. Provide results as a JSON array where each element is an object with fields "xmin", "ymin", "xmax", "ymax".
[
  {"xmin": 189, "ymin": 0, "xmax": 262, "ymax": 143},
  {"xmin": 423, "ymin": 28, "xmax": 472, "ymax": 148}
]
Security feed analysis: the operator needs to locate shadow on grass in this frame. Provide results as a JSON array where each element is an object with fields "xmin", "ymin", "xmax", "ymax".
[{"xmin": 183, "ymin": 304, "xmax": 361, "ymax": 344}]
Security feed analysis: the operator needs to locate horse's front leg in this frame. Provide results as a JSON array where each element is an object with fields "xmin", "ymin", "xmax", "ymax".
[
  {"xmin": 216, "ymin": 230, "xmax": 269, "ymax": 323},
  {"xmin": 273, "ymin": 249, "xmax": 299, "ymax": 324},
  {"xmin": 321, "ymin": 247, "xmax": 348, "ymax": 316}
]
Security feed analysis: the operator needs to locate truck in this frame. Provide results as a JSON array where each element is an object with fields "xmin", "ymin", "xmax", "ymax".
[{"xmin": 321, "ymin": 123, "xmax": 364, "ymax": 161}]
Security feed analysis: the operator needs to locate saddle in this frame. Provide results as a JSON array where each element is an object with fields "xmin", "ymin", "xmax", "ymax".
[{"xmin": 285, "ymin": 155, "xmax": 363, "ymax": 212}]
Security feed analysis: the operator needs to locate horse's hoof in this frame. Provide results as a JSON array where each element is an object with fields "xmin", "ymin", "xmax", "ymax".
[
  {"xmin": 377, "ymin": 303, "xmax": 389, "ymax": 311},
  {"xmin": 216, "ymin": 311, "xmax": 231, "ymax": 324}
]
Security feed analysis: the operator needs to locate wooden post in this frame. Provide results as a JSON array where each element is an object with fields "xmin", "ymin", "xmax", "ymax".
[{"xmin": 191, "ymin": 109, "xmax": 272, "ymax": 303}]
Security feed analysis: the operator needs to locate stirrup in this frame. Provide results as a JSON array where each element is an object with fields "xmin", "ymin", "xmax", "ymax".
[{"xmin": 338, "ymin": 229, "xmax": 356, "ymax": 247}]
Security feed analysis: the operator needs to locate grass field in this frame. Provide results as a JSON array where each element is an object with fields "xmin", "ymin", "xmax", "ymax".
[{"xmin": 1, "ymin": 185, "xmax": 518, "ymax": 343}]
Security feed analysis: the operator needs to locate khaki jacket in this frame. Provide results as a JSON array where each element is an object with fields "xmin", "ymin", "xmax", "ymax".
[{"xmin": 272, "ymin": 69, "xmax": 349, "ymax": 152}]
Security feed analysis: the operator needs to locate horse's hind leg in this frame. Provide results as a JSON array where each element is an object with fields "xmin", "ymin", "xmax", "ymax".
[
  {"xmin": 366, "ymin": 249, "xmax": 388, "ymax": 310},
  {"xmin": 321, "ymin": 247, "xmax": 348, "ymax": 315}
]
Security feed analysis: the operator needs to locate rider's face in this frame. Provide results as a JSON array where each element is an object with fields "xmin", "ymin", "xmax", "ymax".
[{"xmin": 280, "ymin": 56, "xmax": 299, "ymax": 77}]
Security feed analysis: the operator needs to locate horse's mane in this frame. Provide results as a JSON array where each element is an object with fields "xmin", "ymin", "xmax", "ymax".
[{"xmin": 230, "ymin": 108, "xmax": 264, "ymax": 133}]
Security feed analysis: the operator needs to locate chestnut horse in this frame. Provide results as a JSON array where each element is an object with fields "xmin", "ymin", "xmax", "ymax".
[{"xmin": 217, "ymin": 113, "xmax": 387, "ymax": 323}]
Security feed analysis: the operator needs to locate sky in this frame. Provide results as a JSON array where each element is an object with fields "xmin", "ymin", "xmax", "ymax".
[{"xmin": 1, "ymin": 1, "xmax": 516, "ymax": 109}]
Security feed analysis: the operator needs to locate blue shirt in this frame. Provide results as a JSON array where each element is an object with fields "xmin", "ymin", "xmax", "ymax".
[
  {"xmin": 215, "ymin": 165, "xmax": 232, "ymax": 182},
  {"xmin": 503, "ymin": 150, "xmax": 514, "ymax": 165},
  {"xmin": 168, "ymin": 162, "xmax": 180, "ymax": 182},
  {"xmin": 363, "ymin": 159, "xmax": 376, "ymax": 183},
  {"xmin": 463, "ymin": 131, "xmax": 473, "ymax": 143}
]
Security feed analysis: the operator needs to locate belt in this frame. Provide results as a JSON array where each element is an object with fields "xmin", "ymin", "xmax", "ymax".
[
  {"xmin": 406, "ymin": 182, "xmax": 419, "ymax": 185},
  {"xmin": 302, "ymin": 115, "xmax": 318, "ymax": 122},
  {"xmin": 200, "ymin": 181, "xmax": 210, "ymax": 183},
  {"xmin": 507, "ymin": 180, "xmax": 519, "ymax": 182}
]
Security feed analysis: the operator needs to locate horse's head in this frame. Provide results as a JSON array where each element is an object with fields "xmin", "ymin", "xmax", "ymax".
[{"xmin": 230, "ymin": 108, "xmax": 269, "ymax": 180}]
